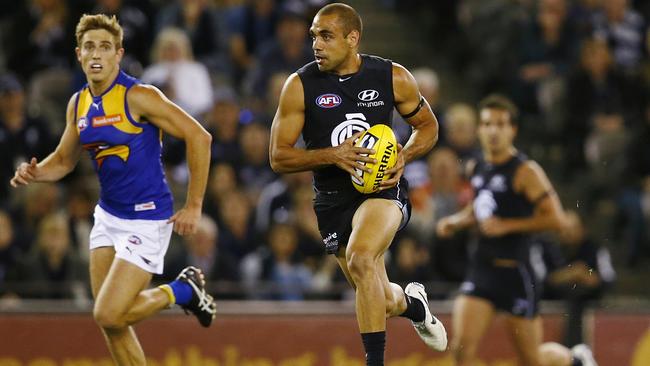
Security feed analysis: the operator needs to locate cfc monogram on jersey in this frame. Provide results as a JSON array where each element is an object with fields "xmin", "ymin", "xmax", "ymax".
[{"xmin": 298, "ymin": 54, "xmax": 395, "ymax": 192}]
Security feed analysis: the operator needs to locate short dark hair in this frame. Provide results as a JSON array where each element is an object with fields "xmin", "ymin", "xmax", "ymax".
[
  {"xmin": 478, "ymin": 94, "xmax": 519, "ymax": 125},
  {"xmin": 317, "ymin": 3, "xmax": 363, "ymax": 38}
]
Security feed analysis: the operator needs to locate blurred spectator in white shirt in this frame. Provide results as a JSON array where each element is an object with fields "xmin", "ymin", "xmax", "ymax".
[{"xmin": 141, "ymin": 27, "xmax": 214, "ymax": 118}]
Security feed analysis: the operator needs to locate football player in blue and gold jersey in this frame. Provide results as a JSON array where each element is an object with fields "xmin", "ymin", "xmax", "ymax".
[{"xmin": 11, "ymin": 14, "xmax": 216, "ymax": 365}]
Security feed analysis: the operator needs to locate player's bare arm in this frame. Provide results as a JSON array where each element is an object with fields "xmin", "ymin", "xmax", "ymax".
[
  {"xmin": 10, "ymin": 94, "xmax": 82, "ymax": 187},
  {"xmin": 269, "ymin": 73, "xmax": 376, "ymax": 181},
  {"xmin": 436, "ymin": 160, "xmax": 477, "ymax": 237},
  {"xmin": 436, "ymin": 203, "xmax": 476, "ymax": 238},
  {"xmin": 548, "ymin": 261, "xmax": 602, "ymax": 287},
  {"xmin": 382, "ymin": 63, "xmax": 439, "ymax": 189},
  {"xmin": 479, "ymin": 161, "xmax": 565, "ymax": 237},
  {"xmin": 127, "ymin": 84, "xmax": 212, "ymax": 235}
]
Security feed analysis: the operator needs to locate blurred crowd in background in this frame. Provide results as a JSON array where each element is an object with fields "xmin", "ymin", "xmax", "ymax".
[{"xmin": 0, "ymin": 0, "xmax": 645, "ymax": 311}]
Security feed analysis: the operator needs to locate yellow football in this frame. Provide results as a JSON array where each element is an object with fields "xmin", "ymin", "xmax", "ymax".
[{"xmin": 351, "ymin": 124, "xmax": 397, "ymax": 194}]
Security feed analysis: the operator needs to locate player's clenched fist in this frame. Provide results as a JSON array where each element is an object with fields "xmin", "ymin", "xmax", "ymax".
[
  {"xmin": 10, "ymin": 157, "xmax": 39, "ymax": 187},
  {"xmin": 332, "ymin": 131, "xmax": 376, "ymax": 182},
  {"xmin": 436, "ymin": 217, "xmax": 456, "ymax": 238}
]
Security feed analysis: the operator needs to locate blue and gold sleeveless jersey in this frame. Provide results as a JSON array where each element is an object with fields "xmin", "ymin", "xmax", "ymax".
[{"xmin": 75, "ymin": 70, "xmax": 173, "ymax": 220}]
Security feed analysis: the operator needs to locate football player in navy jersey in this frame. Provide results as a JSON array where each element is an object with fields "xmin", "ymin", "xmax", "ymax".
[
  {"xmin": 437, "ymin": 95, "xmax": 597, "ymax": 366},
  {"xmin": 270, "ymin": 3, "xmax": 446, "ymax": 365},
  {"xmin": 10, "ymin": 14, "xmax": 215, "ymax": 365}
]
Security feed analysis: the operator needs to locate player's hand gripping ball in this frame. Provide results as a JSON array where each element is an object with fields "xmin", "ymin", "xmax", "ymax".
[{"xmin": 351, "ymin": 124, "xmax": 397, "ymax": 194}]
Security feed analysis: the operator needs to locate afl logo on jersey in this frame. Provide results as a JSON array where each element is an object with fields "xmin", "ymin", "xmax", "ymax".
[
  {"xmin": 358, "ymin": 89, "xmax": 379, "ymax": 101},
  {"xmin": 316, "ymin": 93, "xmax": 342, "ymax": 108},
  {"xmin": 77, "ymin": 117, "xmax": 88, "ymax": 131}
]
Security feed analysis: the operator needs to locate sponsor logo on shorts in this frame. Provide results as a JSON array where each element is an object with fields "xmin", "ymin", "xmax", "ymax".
[
  {"xmin": 139, "ymin": 255, "xmax": 152, "ymax": 265},
  {"xmin": 512, "ymin": 298, "xmax": 530, "ymax": 316},
  {"xmin": 77, "ymin": 117, "xmax": 88, "ymax": 131},
  {"xmin": 323, "ymin": 232, "xmax": 339, "ymax": 254},
  {"xmin": 316, "ymin": 94, "xmax": 342, "ymax": 108},
  {"xmin": 92, "ymin": 114, "xmax": 123, "ymax": 127},
  {"xmin": 460, "ymin": 281, "xmax": 475, "ymax": 293},
  {"xmin": 127, "ymin": 235, "xmax": 142, "ymax": 245},
  {"xmin": 134, "ymin": 201, "xmax": 156, "ymax": 211}
]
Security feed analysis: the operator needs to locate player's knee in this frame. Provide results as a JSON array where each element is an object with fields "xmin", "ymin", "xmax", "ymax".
[
  {"xmin": 520, "ymin": 352, "xmax": 541, "ymax": 366},
  {"xmin": 346, "ymin": 252, "xmax": 375, "ymax": 281},
  {"xmin": 384, "ymin": 296, "xmax": 398, "ymax": 316},
  {"xmin": 93, "ymin": 305, "xmax": 124, "ymax": 330},
  {"xmin": 451, "ymin": 339, "xmax": 474, "ymax": 362},
  {"xmin": 383, "ymin": 285, "xmax": 398, "ymax": 315},
  {"xmin": 451, "ymin": 344, "xmax": 466, "ymax": 362},
  {"xmin": 538, "ymin": 342, "xmax": 570, "ymax": 366}
]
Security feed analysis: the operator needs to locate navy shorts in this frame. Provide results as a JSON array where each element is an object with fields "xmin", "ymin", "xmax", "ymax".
[
  {"xmin": 459, "ymin": 260, "xmax": 541, "ymax": 318},
  {"xmin": 313, "ymin": 178, "xmax": 411, "ymax": 255}
]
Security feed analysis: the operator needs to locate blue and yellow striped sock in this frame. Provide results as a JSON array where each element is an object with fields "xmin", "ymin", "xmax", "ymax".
[{"xmin": 158, "ymin": 280, "xmax": 192, "ymax": 306}]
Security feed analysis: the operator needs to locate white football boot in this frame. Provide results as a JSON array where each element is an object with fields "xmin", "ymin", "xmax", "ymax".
[
  {"xmin": 404, "ymin": 282, "xmax": 448, "ymax": 351},
  {"xmin": 571, "ymin": 344, "xmax": 598, "ymax": 366}
]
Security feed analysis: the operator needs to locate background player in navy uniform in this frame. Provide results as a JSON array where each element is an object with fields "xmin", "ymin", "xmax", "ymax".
[
  {"xmin": 436, "ymin": 95, "xmax": 597, "ymax": 366},
  {"xmin": 269, "ymin": 3, "xmax": 446, "ymax": 365},
  {"xmin": 10, "ymin": 14, "xmax": 216, "ymax": 365}
]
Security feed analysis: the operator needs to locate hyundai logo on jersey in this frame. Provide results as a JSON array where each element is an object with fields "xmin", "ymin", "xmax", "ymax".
[
  {"xmin": 357, "ymin": 89, "xmax": 379, "ymax": 101},
  {"xmin": 316, "ymin": 93, "xmax": 342, "ymax": 108}
]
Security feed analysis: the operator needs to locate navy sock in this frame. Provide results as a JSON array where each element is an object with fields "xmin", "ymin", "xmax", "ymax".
[
  {"xmin": 361, "ymin": 331, "xmax": 385, "ymax": 366},
  {"xmin": 572, "ymin": 358, "xmax": 583, "ymax": 366},
  {"xmin": 400, "ymin": 294, "xmax": 425, "ymax": 322},
  {"xmin": 169, "ymin": 280, "xmax": 193, "ymax": 305}
]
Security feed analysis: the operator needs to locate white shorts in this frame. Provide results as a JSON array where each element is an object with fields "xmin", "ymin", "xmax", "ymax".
[{"xmin": 89, "ymin": 205, "xmax": 173, "ymax": 274}]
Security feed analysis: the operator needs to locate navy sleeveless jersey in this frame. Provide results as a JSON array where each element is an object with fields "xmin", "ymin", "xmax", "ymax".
[
  {"xmin": 471, "ymin": 153, "xmax": 534, "ymax": 262},
  {"xmin": 298, "ymin": 54, "xmax": 395, "ymax": 192}
]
